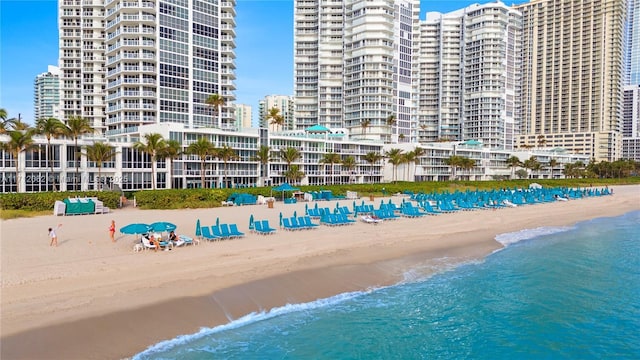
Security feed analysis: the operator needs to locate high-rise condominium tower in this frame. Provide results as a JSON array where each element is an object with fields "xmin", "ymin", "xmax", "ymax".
[
  {"xmin": 621, "ymin": 85, "xmax": 640, "ymax": 160},
  {"xmin": 626, "ymin": 0, "xmax": 639, "ymax": 85},
  {"xmin": 59, "ymin": 0, "xmax": 106, "ymax": 132},
  {"xmin": 515, "ymin": 0, "xmax": 627, "ymax": 161},
  {"xmin": 418, "ymin": 2, "xmax": 522, "ymax": 149},
  {"xmin": 258, "ymin": 95, "xmax": 295, "ymax": 131},
  {"xmin": 34, "ymin": 65, "xmax": 62, "ymax": 120},
  {"xmin": 59, "ymin": 0, "xmax": 237, "ymax": 137},
  {"xmin": 294, "ymin": 0, "xmax": 420, "ymax": 143}
]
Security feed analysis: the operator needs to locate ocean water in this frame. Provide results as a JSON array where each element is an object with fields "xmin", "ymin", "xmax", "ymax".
[{"xmin": 134, "ymin": 211, "xmax": 640, "ymax": 360}]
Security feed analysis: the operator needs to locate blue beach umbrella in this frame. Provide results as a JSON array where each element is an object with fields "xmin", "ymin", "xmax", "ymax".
[
  {"xmin": 249, "ymin": 214, "xmax": 255, "ymax": 230},
  {"xmin": 195, "ymin": 219, "xmax": 202, "ymax": 238},
  {"xmin": 215, "ymin": 217, "xmax": 220, "ymax": 227},
  {"xmin": 120, "ymin": 223, "xmax": 151, "ymax": 235},
  {"xmin": 293, "ymin": 210, "xmax": 297, "ymax": 218},
  {"xmin": 305, "ymin": 203, "xmax": 308, "ymax": 212},
  {"xmin": 150, "ymin": 221, "xmax": 177, "ymax": 232},
  {"xmin": 279, "ymin": 212, "xmax": 283, "ymax": 228}
]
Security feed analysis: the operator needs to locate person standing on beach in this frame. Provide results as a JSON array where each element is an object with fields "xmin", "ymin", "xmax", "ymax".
[
  {"xmin": 109, "ymin": 220, "xmax": 116, "ymax": 242},
  {"xmin": 49, "ymin": 224, "xmax": 61, "ymax": 247}
]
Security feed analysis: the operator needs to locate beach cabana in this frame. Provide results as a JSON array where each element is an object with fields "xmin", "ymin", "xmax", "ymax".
[{"xmin": 272, "ymin": 183, "xmax": 300, "ymax": 201}]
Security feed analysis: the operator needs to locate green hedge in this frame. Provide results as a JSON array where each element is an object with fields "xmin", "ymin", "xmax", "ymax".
[
  {"xmin": 134, "ymin": 188, "xmax": 231, "ymax": 209},
  {"xmin": 5, "ymin": 178, "xmax": 636, "ymax": 212},
  {"xmin": 0, "ymin": 191, "xmax": 121, "ymax": 211}
]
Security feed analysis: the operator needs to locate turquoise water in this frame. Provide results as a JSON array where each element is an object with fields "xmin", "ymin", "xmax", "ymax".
[{"xmin": 135, "ymin": 211, "xmax": 640, "ymax": 360}]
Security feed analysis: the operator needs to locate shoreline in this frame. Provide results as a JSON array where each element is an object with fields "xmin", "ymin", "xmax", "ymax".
[{"xmin": 1, "ymin": 185, "xmax": 638, "ymax": 359}]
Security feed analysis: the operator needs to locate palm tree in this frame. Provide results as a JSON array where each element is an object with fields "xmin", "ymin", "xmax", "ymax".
[
  {"xmin": 284, "ymin": 164, "xmax": 305, "ymax": 185},
  {"xmin": 537, "ymin": 134, "xmax": 547, "ymax": 148},
  {"xmin": 36, "ymin": 117, "xmax": 65, "ymax": 191},
  {"xmin": 217, "ymin": 145, "xmax": 238, "ymax": 188},
  {"xmin": 64, "ymin": 116, "xmax": 94, "ymax": 190},
  {"xmin": 444, "ymin": 155, "xmax": 467, "ymax": 180},
  {"xmin": 384, "ymin": 148, "xmax": 404, "ymax": 182},
  {"xmin": 548, "ymin": 159, "xmax": 559, "ymax": 178},
  {"xmin": 523, "ymin": 156, "xmax": 540, "ymax": 179},
  {"xmin": 160, "ymin": 139, "xmax": 182, "ymax": 189},
  {"xmin": 252, "ymin": 145, "xmax": 274, "ymax": 186},
  {"xmin": 133, "ymin": 133, "xmax": 166, "ymax": 190},
  {"xmin": 341, "ymin": 156, "xmax": 357, "ymax": 183},
  {"xmin": 385, "ymin": 115, "xmax": 396, "ymax": 143},
  {"xmin": 266, "ymin": 107, "xmax": 285, "ymax": 132},
  {"xmin": 411, "ymin": 147, "xmax": 425, "ymax": 180},
  {"xmin": 10, "ymin": 118, "xmax": 31, "ymax": 131},
  {"xmin": 205, "ymin": 93, "xmax": 225, "ymax": 128},
  {"xmin": 279, "ymin": 147, "xmax": 301, "ymax": 181},
  {"xmin": 506, "ymin": 156, "xmax": 521, "ymax": 179},
  {"xmin": 459, "ymin": 157, "xmax": 476, "ymax": 180},
  {"xmin": 0, "ymin": 120, "xmax": 9, "ymax": 135},
  {"xmin": 403, "ymin": 151, "xmax": 416, "ymax": 181},
  {"xmin": 0, "ymin": 108, "xmax": 12, "ymax": 135},
  {"xmin": 363, "ymin": 151, "xmax": 383, "ymax": 178},
  {"xmin": 3, "ymin": 129, "xmax": 35, "ymax": 192},
  {"xmin": 85, "ymin": 142, "xmax": 116, "ymax": 190},
  {"xmin": 360, "ymin": 119, "xmax": 371, "ymax": 138},
  {"xmin": 320, "ymin": 152, "xmax": 342, "ymax": 184},
  {"xmin": 187, "ymin": 137, "xmax": 216, "ymax": 189}
]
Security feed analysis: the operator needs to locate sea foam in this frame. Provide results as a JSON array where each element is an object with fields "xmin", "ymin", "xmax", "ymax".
[
  {"xmin": 494, "ymin": 225, "xmax": 574, "ymax": 247},
  {"xmin": 132, "ymin": 289, "xmax": 371, "ymax": 359}
]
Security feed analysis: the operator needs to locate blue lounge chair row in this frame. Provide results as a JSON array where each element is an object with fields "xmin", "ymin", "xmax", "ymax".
[
  {"xmin": 373, "ymin": 209, "xmax": 400, "ymax": 220},
  {"xmin": 307, "ymin": 207, "xmax": 332, "ymax": 218},
  {"xmin": 400, "ymin": 203, "xmax": 427, "ymax": 217},
  {"xmin": 253, "ymin": 219, "xmax": 277, "ymax": 235},
  {"xmin": 354, "ymin": 204, "xmax": 375, "ymax": 214},
  {"xmin": 320, "ymin": 213, "xmax": 356, "ymax": 226},
  {"xmin": 201, "ymin": 223, "xmax": 245, "ymax": 241},
  {"xmin": 282, "ymin": 216, "xmax": 319, "ymax": 230}
]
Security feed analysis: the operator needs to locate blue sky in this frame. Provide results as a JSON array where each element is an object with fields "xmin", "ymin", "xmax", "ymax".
[{"xmin": 0, "ymin": 0, "xmax": 481, "ymax": 124}]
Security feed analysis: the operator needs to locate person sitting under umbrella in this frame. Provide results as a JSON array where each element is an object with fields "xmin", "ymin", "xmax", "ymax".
[
  {"xmin": 148, "ymin": 233, "xmax": 161, "ymax": 252},
  {"xmin": 168, "ymin": 230, "xmax": 184, "ymax": 247}
]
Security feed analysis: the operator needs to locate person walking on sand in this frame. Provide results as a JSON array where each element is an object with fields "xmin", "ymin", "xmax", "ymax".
[
  {"xmin": 49, "ymin": 224, "xmax": 61, "ymax": 247},
  {"xmin": 109, "ymin": 220, "xmax": 116, "ymax": 242}
]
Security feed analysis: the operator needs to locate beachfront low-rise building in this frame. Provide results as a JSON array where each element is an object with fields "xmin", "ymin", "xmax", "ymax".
[{"xmin": 0, "ymin": 124, "xmax": 589, "ymax": 193}]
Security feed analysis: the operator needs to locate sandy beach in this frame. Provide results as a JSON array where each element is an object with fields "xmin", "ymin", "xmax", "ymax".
[{"xmin": 1, "ymin": 185, "xmax": 638, "ymax": 359}]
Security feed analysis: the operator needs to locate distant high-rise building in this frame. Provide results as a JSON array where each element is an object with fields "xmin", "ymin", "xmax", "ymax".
[
  {"xmin": 622, "ymin": 0, "xmax": 640, "ymax": 160},
  {"xmin": 621, "ymin": 85, "xmax": 640, "ymax": 160},
  {"xmin": 58, "ymin": 0, "xmax": 237, "ymax": 138},
  {"xmin": 515, "ymin": 0, "xmax": 627, "ymax": 161},
  {"xmin": 293, "ymin": 0, "xmax": 420, "ymax": 142},
  {"xmin": 626, "ymin": 0, "xmax": 639, "ymax": 85},
  {"xmin": 259, "ymin": 95, "xmax": 294, "ymax": 131},
  {"xmin": 34, "ymin": 65, "xmax": 62, "ymax": 120},
  {"xmin": 418, "ymin": 2, "xmax": 522, "ymax": 149},
  {"xmin": 234, "ymin": 103, "xmax": 253, "ymax": 129}
]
